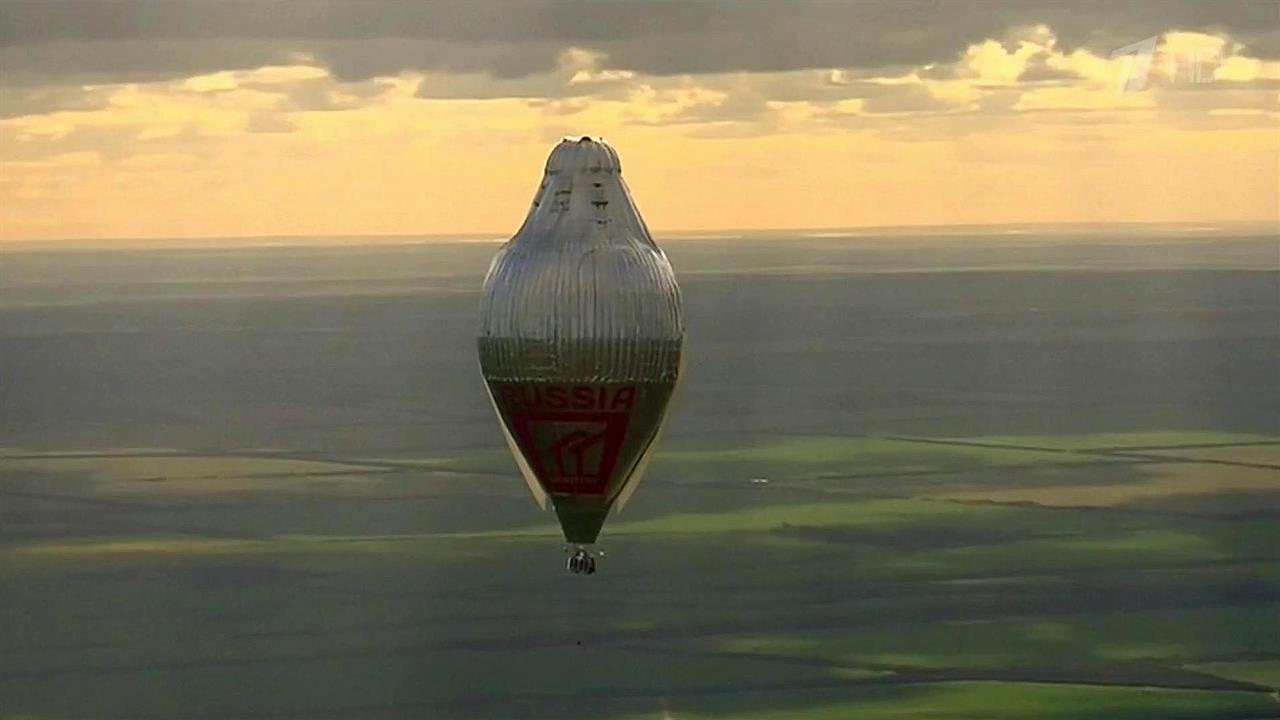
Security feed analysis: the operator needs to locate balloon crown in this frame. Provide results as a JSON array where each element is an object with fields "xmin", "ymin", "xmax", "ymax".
[{"xmin": 544, "ymin": 136, "xmax": 622, "ymax": 174}]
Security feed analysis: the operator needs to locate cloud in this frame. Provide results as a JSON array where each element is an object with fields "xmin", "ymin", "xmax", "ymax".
[
  {"xmin": 1, "ymin": 0, "xmax": 1276, "ymax": 86},
  {"xmin": 1215, "ymin": 56, "xmax": 1280, "ymax": 82},
  {"xmin": 1014, "ymin": 86, "xmax": 1157, "ymax": 112},
  {"xmin": 5, "ymin": 24, "xmax": 1274, "ymax": 153},
  {"xmin": 1, "ymin": 6, "xmax": 1276, "ymax": 240}
]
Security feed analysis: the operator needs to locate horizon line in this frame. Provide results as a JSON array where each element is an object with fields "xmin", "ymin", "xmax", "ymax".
[{"xmin": 3, "ymin": 218, "xmax": 1278, "ymax": 249}]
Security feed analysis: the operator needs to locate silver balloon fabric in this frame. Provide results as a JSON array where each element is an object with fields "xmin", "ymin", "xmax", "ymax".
[{"xmin": 478, "ymin": 137, "xmax": 685, "ymax": 544}]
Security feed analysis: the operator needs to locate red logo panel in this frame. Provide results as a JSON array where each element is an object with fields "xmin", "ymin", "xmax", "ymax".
[{"xmin": 496, "ymin": 384, "xmax": 635, "ymax": 496}]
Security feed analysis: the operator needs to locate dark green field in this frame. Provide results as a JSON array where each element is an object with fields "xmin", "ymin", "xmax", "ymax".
[{"xmin": 2, "ymin": 229, "xmax": 1278, "ymax": 718}]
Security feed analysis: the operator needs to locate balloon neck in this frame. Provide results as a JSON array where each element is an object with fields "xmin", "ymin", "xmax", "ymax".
[{"xmin": 554, "ymin": 499, "xmax": 609, "ymax": 544}]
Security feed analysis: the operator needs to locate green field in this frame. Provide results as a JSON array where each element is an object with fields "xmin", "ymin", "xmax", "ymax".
[
  {"xmin": 1187, "ymin": 661, "xmax": 1280, "ymax": 689},
  {"xmin": 2, "ymin": 431, "xmax": 1279, "ymax": 718},
  {"xmin": 615, "ymin": 684, "xmax": 1277, "ymax": 720}
]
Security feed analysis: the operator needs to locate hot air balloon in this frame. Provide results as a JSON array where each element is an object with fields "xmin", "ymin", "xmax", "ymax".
[{"xmin": 478, "ymin": 137, "xmax": 684, "ymax": 574}]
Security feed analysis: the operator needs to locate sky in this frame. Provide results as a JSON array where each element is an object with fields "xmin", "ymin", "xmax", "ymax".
[{"xmin": 0, "ymin": 1, "xmax": 1277, "ymax": 241}]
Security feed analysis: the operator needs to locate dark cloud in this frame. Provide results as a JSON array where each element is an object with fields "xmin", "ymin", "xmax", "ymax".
[
  {"xmin": 1018, "ymin": 61, "xmax": 1086, "ymax": 84},
  {"xmin": 857, "ymin": 85, "xmax": 957, "ymax": 115},
  {"xmin": 0, "ymin": 84, "xmax": 114, "ymax": 118},
  {"xmin": 0, "ymin": 0, "xmax": 1275, "ymax": 85},
  {"xmin": 628, "ymin": 87, "xmax": 772, "ymax": 127},
  {"xmin": 319, "ymin": 39, "xmax": 566, "ymax": 82},
  {"xmin": 0, "ymin": 38, "xmax": 294, "ymax": 86}
]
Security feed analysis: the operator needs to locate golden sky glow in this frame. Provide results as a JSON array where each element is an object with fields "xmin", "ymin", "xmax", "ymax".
[{"xmin": 1, "ymin": 24, "xmax": 1277, "ymax": 241}]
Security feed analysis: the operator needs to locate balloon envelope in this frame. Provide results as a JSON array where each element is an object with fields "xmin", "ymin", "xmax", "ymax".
[{"xmin": 478, "ymin": 137, "xmax": 684, "ymax": 544}]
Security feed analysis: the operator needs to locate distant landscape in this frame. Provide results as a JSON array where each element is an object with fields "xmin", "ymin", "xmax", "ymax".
[{"xmin": 1, "ymin": 225, "xmax": 1277, "ymax": 719}]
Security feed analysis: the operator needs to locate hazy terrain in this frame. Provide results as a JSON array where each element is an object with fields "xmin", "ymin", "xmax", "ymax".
[{"xmin": 1, "ymin": 225, "xmax": 1278, "ymax": 719}]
